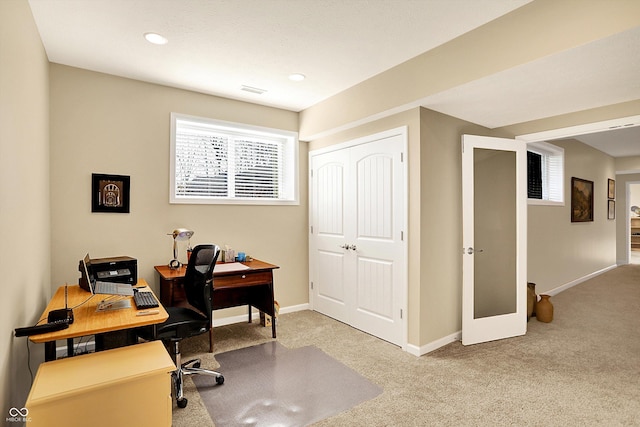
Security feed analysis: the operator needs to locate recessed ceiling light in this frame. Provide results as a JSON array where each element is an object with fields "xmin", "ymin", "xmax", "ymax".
[
  {"xmin": 288, "ymin": 73, "xmax": 306, "ymax": 82},
  {"xmin": 144, "ymin": 32, "xmax": 168, "ymax": 45}
]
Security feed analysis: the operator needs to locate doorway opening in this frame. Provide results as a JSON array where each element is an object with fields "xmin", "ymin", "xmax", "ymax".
[{"xmin": 629, "ymin": 182, "xmax": 640, "ymax": 265}]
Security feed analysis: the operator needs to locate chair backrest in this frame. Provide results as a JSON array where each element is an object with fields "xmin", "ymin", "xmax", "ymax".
[{"xmin": 183, "ymin": 244, "xmax": 220, "ymax": 318}]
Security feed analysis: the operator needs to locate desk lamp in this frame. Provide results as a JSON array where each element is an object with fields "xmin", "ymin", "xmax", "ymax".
[{"xmin": 168, "ymin": 228, "xmax": 194, "ymax": 269}]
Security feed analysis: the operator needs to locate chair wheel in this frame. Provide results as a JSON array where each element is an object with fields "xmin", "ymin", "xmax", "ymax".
[
  {"xmin": 177, "ymin": 398, "xmax": 188, "ymax": 408},
  {"xmin": 216, "ymin": 375, "xmax": 224, "ymax": 385}
]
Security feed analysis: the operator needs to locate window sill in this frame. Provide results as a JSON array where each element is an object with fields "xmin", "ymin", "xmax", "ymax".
[{"xmin": 528, "ymin": 199, "xmax": 564, "ymax": 206}]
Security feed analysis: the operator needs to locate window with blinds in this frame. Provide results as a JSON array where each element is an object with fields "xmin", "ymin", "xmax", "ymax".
[
  {"xmin": 527, "ymin": 151, "xmax": 543, "ymax": 199},
  {"xmin": 527, "ymin": 141, "xmax": 564, "ymax": 205},
  {"xmin": 170, "ymin": 114, "xmax": 298, "ymax": 205}
]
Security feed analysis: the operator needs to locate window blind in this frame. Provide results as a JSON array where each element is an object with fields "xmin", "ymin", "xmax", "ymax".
[
  {"xmin": 175, "ymin": 130, "xmax": 229, "ymax": 197},
  {"xmin": 544, "ymin": 151, "xmax": 563, "ymax": 202},
  {"xmin": 527, "ymin": 141, "xmax": 564, "ymax": 204},
  {"xmin": 233, "ymin": 137, "xmax": 282, "ymax": 198},
  {"xmin": 171, "ymin": 114, "xmax": 297, "ymax": 204},
  {"xmin": 527, "ymin": 151, "xmax": 542, "ymax": 199}
]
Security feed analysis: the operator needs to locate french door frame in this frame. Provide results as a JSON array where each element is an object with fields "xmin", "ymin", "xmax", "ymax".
[{"xmin": 461, "ymin": 134, "xmax": 528, "ymax": 346}]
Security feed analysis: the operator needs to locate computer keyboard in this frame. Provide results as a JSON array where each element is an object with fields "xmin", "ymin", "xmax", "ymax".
[{"xmin": 133, "ymin": 291, "xmax": 159, "ymax": 309}]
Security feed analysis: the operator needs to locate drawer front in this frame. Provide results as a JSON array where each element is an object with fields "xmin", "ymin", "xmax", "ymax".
[{"xmin": 214, "ymin": 271, "xmax": 272, "ymax": 289}]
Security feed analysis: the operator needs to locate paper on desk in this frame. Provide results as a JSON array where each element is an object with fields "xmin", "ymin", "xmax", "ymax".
[{"xmin": 215, "ymin": 262, "xmax": 250, "ymax": 273}]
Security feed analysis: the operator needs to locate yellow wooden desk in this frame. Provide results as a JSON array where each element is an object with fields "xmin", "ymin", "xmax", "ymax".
[
  {"xmin": 26, "ymin": 341, "xmax": 175, "ymax": 427},
  {"xmin": 29, "ymin": 280, "xmax": 168, "ymax": 361}
]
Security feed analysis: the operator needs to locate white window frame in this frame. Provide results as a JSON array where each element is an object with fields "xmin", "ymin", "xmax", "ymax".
[
  {"xmin": 170, "ymin": 113, "xmax": 299, "ymax": 205},
  {"xmin": 526, "ymin": 141, "xmax": 564, "ymax": 206}
]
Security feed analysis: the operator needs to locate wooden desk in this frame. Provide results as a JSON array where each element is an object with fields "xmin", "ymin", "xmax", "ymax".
[
  {"xmin": 30, "ymin": 280, "xmax": 168, "ymax": 361},
  {"xmin": 26, "ymin": 341, "xmax": 175, "ymax": 427},
  {"xmin": 155, "ymin": 259, "xmax": 279, "ymax": 351}
]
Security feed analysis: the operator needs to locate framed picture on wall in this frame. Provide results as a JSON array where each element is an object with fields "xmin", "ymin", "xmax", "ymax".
[
  {"xmin": 571, "ymin": 177, "xmax": 594, "ymax": 222},
  {"xmin": 608, "ymin": 178, "xmax": 615, "ymax": 199},
  {"xmin": 91, "ymin": 173, "xmax": 130, "ymax": 213},
  {"xmin": 608, "ymin": 199, "xmax": 615, "ymax": 220}
]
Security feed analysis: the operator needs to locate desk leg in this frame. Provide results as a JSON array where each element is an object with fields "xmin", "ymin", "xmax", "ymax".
[
  {"xmin": 67, "ymin": 338, "xmax": 74, "ymax": 357},
  {"xmin": 95, "ymin": 333, "xmax": 105, "ymax": 352},
  {"xmin": 209, "ymin": 329, "xmax": 213, "ymax": 353},
  {"xmin": 247, "ymin": 306, "xmax": 252, "ymax": 323},
  {"xmin": 44, "ymin": 341, "xmax": 57, "ymax": 362},
  {"xmin": 272, "ymin": 318, "xmax": 276, "ymax": 338},
  {"xmin": 159, "ymin": 276, "xmax": 175, "ymax": 306}
]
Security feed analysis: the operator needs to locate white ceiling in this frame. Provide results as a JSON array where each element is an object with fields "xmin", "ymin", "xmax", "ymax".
[
  {"xmin": 565, "ymin": 126, "xmax": 640, "ymax": 158},
  {"xmin": 28, "ymin": 0, "xmax": 640, "ymax": 157}
]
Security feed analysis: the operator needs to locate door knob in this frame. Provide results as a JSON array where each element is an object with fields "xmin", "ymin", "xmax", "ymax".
[
  {"xmin": 466, "ymin": 247, "xmax": 484, "ymax": 255},
  {"xmin": 339, "ymin": 244, "xmax": 357, "ymax": 251}
]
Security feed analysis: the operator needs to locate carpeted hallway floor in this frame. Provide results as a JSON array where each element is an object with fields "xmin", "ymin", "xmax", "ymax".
[{"xmin": 173, "ymin": 264, "xmax": 640, "ymax": 426}]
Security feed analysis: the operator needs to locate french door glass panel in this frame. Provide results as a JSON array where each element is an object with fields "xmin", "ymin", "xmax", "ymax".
[{"xmin": 473, "ymin": 148, "xmax": 517, "ymax": 319}]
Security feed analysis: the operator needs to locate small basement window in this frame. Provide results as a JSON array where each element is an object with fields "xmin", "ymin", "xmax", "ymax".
[
  {"xmin": 170, "ymin": 113, "xmax": 299, "ymax": 205},
  {"xmin": 527, "ymin": 141, "xmax": 564, "ymax": 205}
]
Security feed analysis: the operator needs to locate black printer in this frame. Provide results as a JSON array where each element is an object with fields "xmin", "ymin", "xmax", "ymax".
[{"xmin": 79, "ymin": 255, "xmax": 137, "ymax": 286}]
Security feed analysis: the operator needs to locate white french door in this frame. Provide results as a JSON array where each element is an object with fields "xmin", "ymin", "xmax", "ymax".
[
  {"xmin": 461, "ymin": 135, "xmax": 527, "ymax": 345},
  {"xmin": 309, "ymin": 128, "xmax": 407, "ymax": 347}
]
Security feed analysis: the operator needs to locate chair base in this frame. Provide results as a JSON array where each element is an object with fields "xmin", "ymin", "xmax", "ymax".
[{"xmin": 171, "ymin": 341, "xmax": 224, "ymax": 408}]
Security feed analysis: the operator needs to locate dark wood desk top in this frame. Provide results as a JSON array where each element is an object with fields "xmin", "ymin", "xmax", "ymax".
[
  {"xmin": 154, "ymin": 259, "xmax": 279, "ymax": 279},
  {"xmin": 29, "ymin": 280, "xmax": 168, "ymax": 343}
]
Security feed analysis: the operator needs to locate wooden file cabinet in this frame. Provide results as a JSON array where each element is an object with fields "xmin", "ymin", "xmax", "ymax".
[{"xmin": 25, "ymin": 341, "xmax": 175, "ymax": 427}]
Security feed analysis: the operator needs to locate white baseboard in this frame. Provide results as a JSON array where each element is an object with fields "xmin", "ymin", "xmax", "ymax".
[
  {"xmin": 544, "ymin": 264, "xmax": 617, "ymax": 296},
  {"xmin": 405, "ymin": 265, "xmax": 618, "ymax": 357},
  {"xmin": 212, "ymin": 303, "xmax": 310, "ymax": 327},
  {"xmin": 279, "ymin": 303, "xmax": 310, "ymax": 314},
  {"xmin": 406, "ymin": 331, "xmax": 462, "ymax": 357}
]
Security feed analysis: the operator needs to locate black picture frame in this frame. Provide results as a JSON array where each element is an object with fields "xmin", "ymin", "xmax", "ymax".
[
  {"xmin": 91, "ymin": 173, "xmax": 130, "ymax": 213},
  {"xmin": 571, "ymin": 177, "xmax": 594, "ymax": 222},
  {"xmin": 608, "ymin": 199, "xmax": 615, "ymax": 220},
  {"xmin": 608, "ymin": 178, "xmax": 615, "ymax": 200}
]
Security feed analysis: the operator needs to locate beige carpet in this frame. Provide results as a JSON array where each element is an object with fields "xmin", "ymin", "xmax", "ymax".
[{"xmin": 174, "ymin": 264, "xmax": 640, "ymax": 426}]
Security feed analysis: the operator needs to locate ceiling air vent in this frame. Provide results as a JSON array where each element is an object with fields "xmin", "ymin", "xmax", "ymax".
[{"xmin": 241, "ymin": 85, "xmax": 267, "ymax": 95}]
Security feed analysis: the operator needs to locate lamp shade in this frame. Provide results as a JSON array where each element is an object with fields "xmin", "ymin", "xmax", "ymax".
[{"xmin": 172, "ymin": 228, "xmax": 194, "ymax": 241}]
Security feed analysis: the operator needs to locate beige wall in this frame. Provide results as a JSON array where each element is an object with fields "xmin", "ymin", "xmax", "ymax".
[
  {"xmin": 49, "ymin": 65, "xmax": 308, "ymax": 318},
  {"xmin": 527, "ymin": 139, "xmax": 616, "ymax": 292},
  {"xmin": 1, "ymin": 0, "xmax": 51, "ymax": 414},
  {"xmin": 615, "ymin": 155, "xmax": 640, "ymax": 172}
]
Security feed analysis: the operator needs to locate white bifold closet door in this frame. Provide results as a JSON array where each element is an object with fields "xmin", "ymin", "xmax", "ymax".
[{"xmin": 309, "ymin": 128, "xmax": 407, "ymax": 347}]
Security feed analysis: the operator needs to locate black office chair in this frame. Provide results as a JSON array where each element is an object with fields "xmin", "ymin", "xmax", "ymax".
[{"xmin": 145, "ymin": 244, "xmax": 224, "ymax": 408}]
